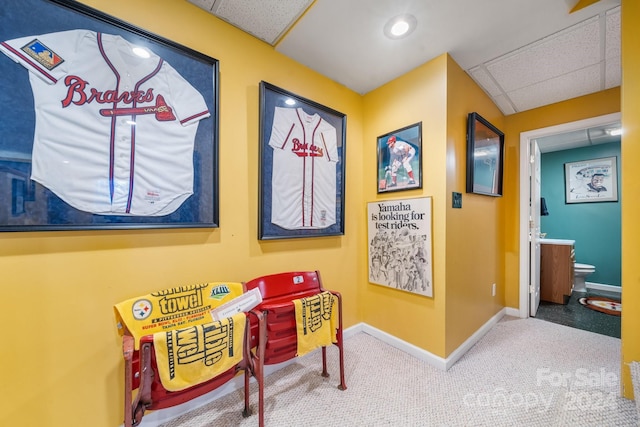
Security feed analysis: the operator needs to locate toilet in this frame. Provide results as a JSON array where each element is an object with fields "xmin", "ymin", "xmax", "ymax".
[{"xmin": 573, "ymin": 262, "xmax": 596, "ymax": 292}]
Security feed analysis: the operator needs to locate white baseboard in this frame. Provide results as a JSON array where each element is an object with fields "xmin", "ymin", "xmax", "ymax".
[
  {"xmin": 586, "ymin": 282, "xmax": 621, "ymax": 294},
  {"xmin": 132, "ymin": 313, "xmax": 506, "ymax": 425},
  {"xmin": 442, "ymin": 308, "xmax": 506, "ymax": 370},
  {"xmin": 359, "ymin": 323, "xmax": 448, "ymax": 371},
  {"xmin": 505, "ymin": 307, "xmax": 522, "ymax": 318},
  {"xmin": 360, "ymin": 308, "xmax": 506, "ymax": 371}
]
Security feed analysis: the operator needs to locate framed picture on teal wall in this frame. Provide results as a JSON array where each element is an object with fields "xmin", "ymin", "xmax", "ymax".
[{"xmin": 564, "ymin": 156, "xmax": 618, "ymax": 203}]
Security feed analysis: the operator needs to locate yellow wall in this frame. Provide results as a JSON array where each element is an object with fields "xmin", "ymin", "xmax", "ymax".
[
  {"xmin": 501, "ymin": 87, "xmax": 621, "ymax": 309},
  {"xmin": 444, "ymin": 56, "xmax": 505, "ymax": 354},
  {"xmin": 1, "ymin": 1, "xmax": 637, "ymax": 426},
  {"xmin": 361, "ymin": 54, "xmax": 448, "ymax": 357},
  {"xmin": 359, "ymin": 55, "xmax": 507, "ymax": 358},
  {"xmin": 0, "ymin": 1, "xmax": 364, "ymax": 426},
  {"xmin": 621, "ymin": 0, "xmax": 640, "ymax": 399}
]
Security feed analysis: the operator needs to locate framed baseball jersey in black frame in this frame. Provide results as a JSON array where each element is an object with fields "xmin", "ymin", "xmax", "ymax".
[
  {"xmin": 258, "ymin": 81, "xmax": 347, "ymax": 240},
  {"xmin": 0, "ymin": 0, "xmax": 220, "ymax": 231}
]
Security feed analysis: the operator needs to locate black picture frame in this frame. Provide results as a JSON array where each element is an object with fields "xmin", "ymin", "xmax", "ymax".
[
  {"xmin": 0, "ymin": 0, "xmax": 219, "ymax": 231},
  {"xmin": 377, "ymin": 122, "xmax": 423, "ymax": 193},
  {"xmin": 466, "ymin": 112, "xmax": 504, "ymax": 196},
  {"xmin": 258, "ymin": 81, "xmax": 346, "ymax": 240}
]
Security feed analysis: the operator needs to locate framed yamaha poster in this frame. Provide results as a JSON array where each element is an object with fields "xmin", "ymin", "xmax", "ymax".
[
  {"xmin": 367, "ymin": 197, "xmax": 433, "ymax": 297},
  {"xmin": 0, "ymin": 0, "xmax": 219, "ymax": 231},
  {"xmin": 258, "ymin": 81, "xmax": 347, "ymax": 240}
]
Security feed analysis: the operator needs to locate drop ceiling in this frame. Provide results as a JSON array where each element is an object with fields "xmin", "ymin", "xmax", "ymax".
[
  {"xmin": 535, "ymin": 121, "xmax": 621, "ymax": 153},
  {"xmin": 187, "ymin": 0, "xmax": 621, "ymax": 118}
]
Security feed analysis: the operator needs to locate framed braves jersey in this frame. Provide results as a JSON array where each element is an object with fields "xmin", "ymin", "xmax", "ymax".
[
  {"xmin": 268, "ymin": 107, "xmax": 339, "ymax": 230},
  {"xmin": 258, "ymin": 81, "xmax": 346, "ymax": 240},
  {"xmin": 0, "ymin": 29, "xmax": 210, "ymax": 217}
]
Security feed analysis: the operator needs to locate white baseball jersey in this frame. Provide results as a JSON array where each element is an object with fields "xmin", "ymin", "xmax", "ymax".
[
  {"xmin": 390, "ymin": 139, "xmax": 415, "ymax": 172},
  {"xmin": 390, "ymin": 140, "xmax": 415, "ymax": 160},
  {"xmin": 268, "ymin": 107, "xmax": 339, "ymax": 230},
  {"xmin": 0, "ymin": 29, "xmax": 210, "ymax": 216}
]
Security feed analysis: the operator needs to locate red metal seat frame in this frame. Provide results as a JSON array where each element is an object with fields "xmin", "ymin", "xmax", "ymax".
[
  {"xmin": 245, "ymin": 270, "xmax": 347, "ymax": 391},
  {"xmin": 121, "ymin": 310, "xmax": 266, "ymax": 427}
]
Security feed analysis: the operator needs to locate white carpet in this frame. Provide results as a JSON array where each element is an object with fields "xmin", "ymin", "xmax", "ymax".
[{"xmin": 158, "ymin": 317, "xmax": 638, "ymax": 426}]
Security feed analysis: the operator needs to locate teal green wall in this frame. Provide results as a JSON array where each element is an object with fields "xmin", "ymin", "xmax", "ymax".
[{"xmin": 540, "ymin": 141, "xmax": 621, "ymax": 287}]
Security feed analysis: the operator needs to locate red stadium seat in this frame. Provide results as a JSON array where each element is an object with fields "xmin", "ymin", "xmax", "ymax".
[
  {"xmin": 244, "ymin": 271, "xmax": 346, "ymax": 392},
  {"xmin": 115, "ymin": 283, "xmax": 265, "ymax": 427}
]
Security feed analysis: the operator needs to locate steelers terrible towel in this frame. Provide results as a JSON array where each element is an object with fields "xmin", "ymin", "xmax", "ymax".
[
  {"xmin": 293, "ymin": 291, "xmax": 337, "ymax": 357},
  {"xmin": 153, "ymin": 312, "xmax": 246, "ymax": 391},
  {"xmin": 114, "ymin": 282, "xmax": 244, "ymax": 350}
]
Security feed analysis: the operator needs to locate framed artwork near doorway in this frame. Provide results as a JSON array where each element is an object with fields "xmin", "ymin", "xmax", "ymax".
[{"xmin": 466, "ymin": 112, "xmax": 504, "ymax": 196}]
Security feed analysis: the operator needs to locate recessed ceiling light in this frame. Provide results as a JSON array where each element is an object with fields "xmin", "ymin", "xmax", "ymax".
[{"xmin": 384, "ymin": 14, "xmax": 417, "ymax": 40}]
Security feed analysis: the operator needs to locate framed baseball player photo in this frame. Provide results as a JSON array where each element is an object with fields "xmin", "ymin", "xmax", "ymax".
[
  {"xmin": 377, "ymin": 122, "xmax": 423, "ymax": 193},
  {"xmin": 258, "ymin": 81, "xmax": 347, "ymax": 240},
  {"xmin": 0, "ymin": 0, "xmax": 220, "ymax": 231}
]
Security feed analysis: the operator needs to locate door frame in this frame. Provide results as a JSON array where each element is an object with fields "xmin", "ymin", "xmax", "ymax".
[{"xmin": 517, "ymin": 112, "xmax": 621, "ymax": 318}]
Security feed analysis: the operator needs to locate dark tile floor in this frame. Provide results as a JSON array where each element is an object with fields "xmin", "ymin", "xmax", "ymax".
[{"xmin": 534, "ymin": 289, "xmax": 621, "ymax": 338}]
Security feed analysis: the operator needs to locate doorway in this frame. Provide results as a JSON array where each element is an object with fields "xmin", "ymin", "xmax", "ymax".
[{"xmin": 517, "ymin": 112, "xmax": 622, "ymax": 321}]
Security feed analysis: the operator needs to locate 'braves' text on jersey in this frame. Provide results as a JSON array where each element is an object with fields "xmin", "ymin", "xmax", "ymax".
[
  {"xmin": 0, "ymin": 30, "xmax": 210, "ymax": 216},
  {"xmin": 268, "ymin": 107, "xmax": 339, "ymax": 230}
]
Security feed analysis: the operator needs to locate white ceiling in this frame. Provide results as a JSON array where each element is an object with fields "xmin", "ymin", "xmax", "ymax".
[
  {"xmin": 535, "ymin": 121, "xmax": 621, "ymax": 153},
  {"xmin": 187, "ymin": 0, "xmax": 621, "ymax": 117}
]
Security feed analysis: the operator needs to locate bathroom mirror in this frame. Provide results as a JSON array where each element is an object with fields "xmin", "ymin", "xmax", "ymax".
[{"xmin": 466, "ymin": 112, "xmax": 505, "ymax": 196}]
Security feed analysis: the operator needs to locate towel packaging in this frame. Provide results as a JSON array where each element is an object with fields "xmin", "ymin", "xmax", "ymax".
[{"xmin": 114, "ymin": 282, "xmax": 245, "ymax": 350}]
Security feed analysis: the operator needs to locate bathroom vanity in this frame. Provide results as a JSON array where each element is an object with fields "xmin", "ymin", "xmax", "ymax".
[{"xmin": 539, "ymin": 239, "xmax": 575, "ymax": 304}]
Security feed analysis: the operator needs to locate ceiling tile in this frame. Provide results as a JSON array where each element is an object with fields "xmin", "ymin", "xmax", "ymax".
[
  {"xmin": 507, "ymin": 65, "xmax": 601, "ymax": 111},
  {"xmin": 605, "ymin": 7, "xmax": 621, "ymax": 58},
  {"xmin": 189, "ymin": 0, "xmax": 313, "ymax": 45},
  {"xmin": 536, "ymin": 121, "xmax": 621, "ymax": 153},
  {"xmin": 486, "ymin": 17, "xmax": 600, "ymax": 93},
  {"xmin": 468, "ymin": 66, "xmax": 502, "ymax": 97},
  {"xmin": 492, "ymin": 95, "xmax": 516, "ymax": 116},
  {"xmin": 605, "ymin": 56, "xmax": 621, "ymax": 88},
  {"xmin": 188, "ymin": 0, "xmax": 215, "ymax": 10},
  {"xmin": 188, "ymin": 0, "xmax": 621, "ymax": 115},
  {"xmin": 536, "ymin": 129, "xmax": 590, "ymax": 152}
]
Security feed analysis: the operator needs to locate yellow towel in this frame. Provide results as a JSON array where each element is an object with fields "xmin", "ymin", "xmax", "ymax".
[
  {"xmin": 114, "ymin": 282, "xmax": 244, "ymax": 350},
  {"xmin": 293, "ymin": 291, "xmax": 338, "ymax": 357},
  {"xmin": 153, "ymin": 312, "xmax": 246, "ymax": 392}
]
